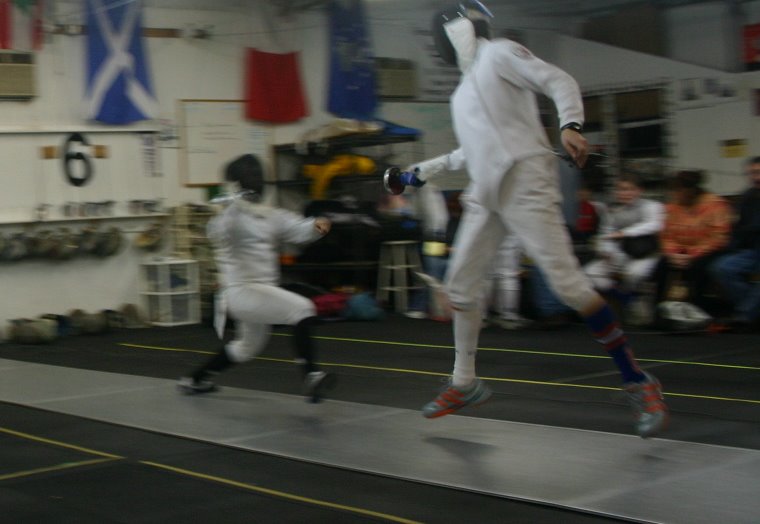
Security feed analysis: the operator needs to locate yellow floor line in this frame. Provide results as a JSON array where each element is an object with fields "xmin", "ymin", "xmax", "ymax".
[
  {"xmin": 0, "ymin": 427, "xmax": 123, "ymax": 459},
  {"xmin": 140, "ymin": 461, "xmax": 422, "ymax": 524},
  {"xmin": 122, "ymin": 336, "xmax": 760, "ymax": 372},
  {"xmin": 117, "ymin": 343, "xmax": 760, "ymax": 405},
  {"xmin": 303, "ymin": 334, "xmax": 760, "ymax": 372},
  {"xmin": 120, "ymin": 343, "xmax": 213, "ymax": 355},
  {"xmin": 0, "ymin": 458, "xmax": 119, "ymax": 481},
  {"xmin": 0, "ymin": 425, "xmax": 420, "ymax": 523}
]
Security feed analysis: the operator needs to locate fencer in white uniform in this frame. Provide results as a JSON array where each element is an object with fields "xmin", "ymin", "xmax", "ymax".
[
  {"xmin": 584, "ymin": 173, "xmax": 665, "ymax": 293},
  {"xmin": 178, "ymin": 154, "xmax": 336, "ymax": 402},
  {"xmin": 400, "ymin": 1, "xmax": 667, "ymax": 438}
]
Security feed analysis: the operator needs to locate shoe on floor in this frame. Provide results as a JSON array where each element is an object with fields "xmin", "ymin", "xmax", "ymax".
[
  {"xmin": 422, "ymin": 378, "xmax": 492, "ymax": 419},
  {"xmin": 304, "ymin": 371, "xmax": 337, "ymax": 403},
  {"xmin": 624, "ymin": 372, "xmax": 669, "ymax": 438},
  {"xmin": 404, "ymin": 310, "xmax": 427, "ymax": 320},
  {"xmin": 494, "ymin": 314, "xmax": 533, "ymax": 330},
  {"xmin": 177, "ymin": 376, "xmax": 218, "ymax": 395}
]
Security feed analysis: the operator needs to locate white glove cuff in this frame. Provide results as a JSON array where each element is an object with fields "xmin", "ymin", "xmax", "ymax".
[{"xmin": 412, "ymin": 154, "xmax": 449, "ymax": 181}]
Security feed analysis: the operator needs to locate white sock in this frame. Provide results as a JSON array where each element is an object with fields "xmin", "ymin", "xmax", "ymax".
[{"xmin": 452, "ymin": 307, "xmax": 481, "ymax": 388}]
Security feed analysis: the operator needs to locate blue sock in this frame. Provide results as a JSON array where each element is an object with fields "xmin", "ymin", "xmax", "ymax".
[
  {"xmin": 607, "ymin": 286, "xmax": 633, "ymax": 305},
  {"xmin": 585, "ymin": 304, "xmax": 644, "ymax": 383}
]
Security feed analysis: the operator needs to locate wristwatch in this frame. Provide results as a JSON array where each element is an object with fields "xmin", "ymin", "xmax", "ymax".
[{"xmin": 561, "ymin": 122, "xmax": 583, "ymax": 133}]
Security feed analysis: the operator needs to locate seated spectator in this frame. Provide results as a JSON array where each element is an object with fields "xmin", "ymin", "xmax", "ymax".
[
  {"xmin": 481, "ymin": 233, "xmax": 532, "ymax": 329},
  {"xmin": 710, "ymin": 156, "xmax": 760, "ymax": 330},
  {"xmin": 584, "ymin": 173, "xmax": 664, "ymax": 313},
  {"xmin": 652, "ymin": 169, "xmax": 732, "ymax": 315},
  {"xmin": 377, "ymin": 192, "xmax": 414, "ymax": 218},
  {"xmin": 570, "ymin": 179, "xmax": 607, "ymax": 265},
  {"xmin": 406, "ymin": 183, "xmax": 451, "ymax": 319}
]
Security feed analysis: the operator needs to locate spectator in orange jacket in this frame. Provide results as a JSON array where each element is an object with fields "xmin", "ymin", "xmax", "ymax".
[{"xmin": 652, "ymin": 169, "xmax": 732, "ymax": 310}]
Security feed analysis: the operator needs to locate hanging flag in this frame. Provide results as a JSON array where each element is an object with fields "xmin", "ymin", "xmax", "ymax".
[
  {"xmin": 85, "ymin": 0, "xmax": 157, "ymax": 125},
  {"xmin": 0, "ymin": 0, "xmax": 43, "ymax": 51},
  {"xmin": 327, "ymin": 0, "xmax": 377, "ymax": 120},
  {"xmin": 244, "ymin": 48, "xmax": 308, "ymax": 123},
  {"xmin": 744, "ymin": 23, "xmax": 760, "ymax": 71}
]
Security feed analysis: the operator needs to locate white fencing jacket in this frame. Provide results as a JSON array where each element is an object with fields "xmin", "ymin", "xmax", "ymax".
[
  {"xmin": 207, "ymin": 197, "xmax": 322, "ymax": 337},
  {"xmin": 207, "ymin": 197, "xmax": 321, "ymax": 287},
  {"xmin": 448, "ymin": 38, "xmax": 584, "ymax": 210}
]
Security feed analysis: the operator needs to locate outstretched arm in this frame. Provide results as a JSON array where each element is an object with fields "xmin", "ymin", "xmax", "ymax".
[
  {"xmin": 409, "ymin": 148, "xmax": 466, "ymax": 182},
  {"xmin": 387, "ymin": 148, "xmax": 467, "ymax": 194}
]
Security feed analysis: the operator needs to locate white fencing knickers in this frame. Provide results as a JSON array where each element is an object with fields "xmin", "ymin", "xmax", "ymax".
[
  {"xmin": 220, "ymin": 283, "xmax": 316, "ymax": 363},
  {"xmin": 446, "ymin": 153, "xmax": 597, "ymax": 314}
]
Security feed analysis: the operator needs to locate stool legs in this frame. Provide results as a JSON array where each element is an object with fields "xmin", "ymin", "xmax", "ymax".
[
  {"xmin": 393, "ymin": 245, "xmax": 408, "ymax": 312},
  {"xmin": 376, "ymin": 245, "xmax": 393, "ymax": 305},
  {"xmin": 376, "ymin": 241, "xmax": 423, "ymax": 313}
]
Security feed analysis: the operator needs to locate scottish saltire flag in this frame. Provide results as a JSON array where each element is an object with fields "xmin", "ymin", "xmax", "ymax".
[
  {"xmin": 327, "ymin": 0, "xmax": 377, "ymax": 120},
  {"xmin": 85, "ymin": 0, "xmax": 157, "ymax": 124},
  {"xmin": 0, "ymin": 0, "xmax": 43, "ymax": 51}
]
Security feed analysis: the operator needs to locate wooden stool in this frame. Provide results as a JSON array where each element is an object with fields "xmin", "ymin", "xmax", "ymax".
[{"xmin": 376, "ymin": 240, "xmax": 423, "ymax": 312}]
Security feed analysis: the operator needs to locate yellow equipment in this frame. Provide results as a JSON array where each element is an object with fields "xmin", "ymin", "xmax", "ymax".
[{"xmin": 302, "ymin": 154, "xmax": 376, "ymax": 199}]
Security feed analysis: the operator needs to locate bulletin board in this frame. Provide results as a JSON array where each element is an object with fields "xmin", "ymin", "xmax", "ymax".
[{"xmin": 179, "ymin": 99, "xmax": 274, "ymax": 187}]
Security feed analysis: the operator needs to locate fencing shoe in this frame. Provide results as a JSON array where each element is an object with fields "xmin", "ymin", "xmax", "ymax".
[
  {"xmin": 304, "ymin": 371, "xmax": 337, "ymax": 403},
  {"xmin": 422, "ymin": 378, "xmax": 492, "ymax": 418},
  {"xmin": 177, "ymin": 376, "xmax": 218, "ymax": 395},
  {"xmin": 494, "ymin": 313, "xmax": 533, "ymax": 330},
  {"xmin": 624, "ymin": 372, "xmax": 669, "ymax": 438}
]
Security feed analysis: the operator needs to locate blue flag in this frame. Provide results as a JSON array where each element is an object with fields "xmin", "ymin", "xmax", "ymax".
[
  {"xmin": 85, "ymin": 0, "xmax": 157, "ymax": 124},
  {"xmin": 327, "ymin": 0, "xmax": 377, "ymax": 120}
]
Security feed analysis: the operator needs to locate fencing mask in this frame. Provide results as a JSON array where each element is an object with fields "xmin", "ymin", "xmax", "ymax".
[
  {"xmin": 225, "ymin": 154, "xmax": 265, "ymax": 199},
  {"xmin": 432, "ymin": 1, "xmax": 493, "ymax": 71}
]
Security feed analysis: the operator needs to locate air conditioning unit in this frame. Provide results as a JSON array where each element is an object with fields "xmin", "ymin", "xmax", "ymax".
[
  {"xmin": 375, "ymin": 57, "xmax": 416, "ymax": 99},
  {"xmin": 0, "ymin": 52, "xmax": 35, "ymax": 100}
]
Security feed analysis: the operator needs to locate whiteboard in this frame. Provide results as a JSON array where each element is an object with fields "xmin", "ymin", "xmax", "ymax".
[
  {"xmin": 179, "ymin": 100, "xmax": 274, "ymax": 186},
  {"xmin": 378, "ymin": 101, "xmax": 467, "ymax": 190}
]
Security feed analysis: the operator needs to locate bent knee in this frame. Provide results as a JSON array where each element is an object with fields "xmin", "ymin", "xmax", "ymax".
[{"xmin": 226, "ymin": 339, "xmax": 266, "ymax": 363}]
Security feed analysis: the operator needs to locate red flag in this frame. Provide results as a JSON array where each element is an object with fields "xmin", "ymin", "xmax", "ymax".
[
  {"xmin": 743, "ymin": 23, "xmax": 760, "ymax": 68},
  {"xmin": 0, "ymin": 0, "xmax": 43, "ymax": 51},
  {"xmin": 244, "ymin": 48, "xmax": 308, "ymax": 123}
]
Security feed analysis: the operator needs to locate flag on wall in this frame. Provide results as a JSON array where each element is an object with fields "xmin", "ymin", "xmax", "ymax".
[
  {"xmin": 244, "ymin": 48, "xmax": 308, "ymax": 123},
  {"xmin": 743, "ymin": 23, "xmax": 760, "ymax": 71},
  {"xmin": 327, "ymin": 0, "xmax": 377, "ymax": 120},
  {"xmin": 0, "ymin": 0, "xmax": 43, "ymax": 51},
  {"xmin": 85, "ymin": 0, "xmax": 157, "ymax": 124}
]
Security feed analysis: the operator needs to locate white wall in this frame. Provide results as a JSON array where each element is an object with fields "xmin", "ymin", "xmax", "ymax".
[
  {"xmin": 0, "ymin": 0, "xmax": 337, "ymax": 333},
  {"xmin": 666, "ymin": 2, "xmax": 739, "ymax": 71},
  {"xmin": 531, "ymin": 31, "xmax": 760, "ymax": 194}
]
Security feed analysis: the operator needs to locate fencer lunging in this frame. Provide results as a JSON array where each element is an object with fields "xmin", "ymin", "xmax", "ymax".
[
  {"xmin": 178, "ymin": 154, "xmax": 336, "ymax": 403},
  {"xmin": 398, "ymin": 1, "xmax": 667, "ymax": 438}
]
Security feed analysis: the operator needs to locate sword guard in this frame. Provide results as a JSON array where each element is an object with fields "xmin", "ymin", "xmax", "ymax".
[{"xmin": 383, "ymin": 166, "xmax": 406, "ymax": 195}]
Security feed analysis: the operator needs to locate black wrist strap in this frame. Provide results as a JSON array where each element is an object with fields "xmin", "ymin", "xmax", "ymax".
[{"xmin": 561, "ymin": 122, "xmax": 583, "ymax": 133}]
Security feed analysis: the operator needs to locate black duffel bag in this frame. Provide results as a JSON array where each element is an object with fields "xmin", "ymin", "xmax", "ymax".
[{"xmin": 620, "ymin": 234, "xmax": 660, "ymax": 259}]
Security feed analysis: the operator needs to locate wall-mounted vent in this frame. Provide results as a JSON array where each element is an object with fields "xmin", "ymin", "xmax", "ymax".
[
  {"xmin": 375, "ymin": 57, "xmax": 416, "ymax": 99},
  {"xmin": 0, "ymin": 52, "xmax": 35, "ymax": 100}
]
